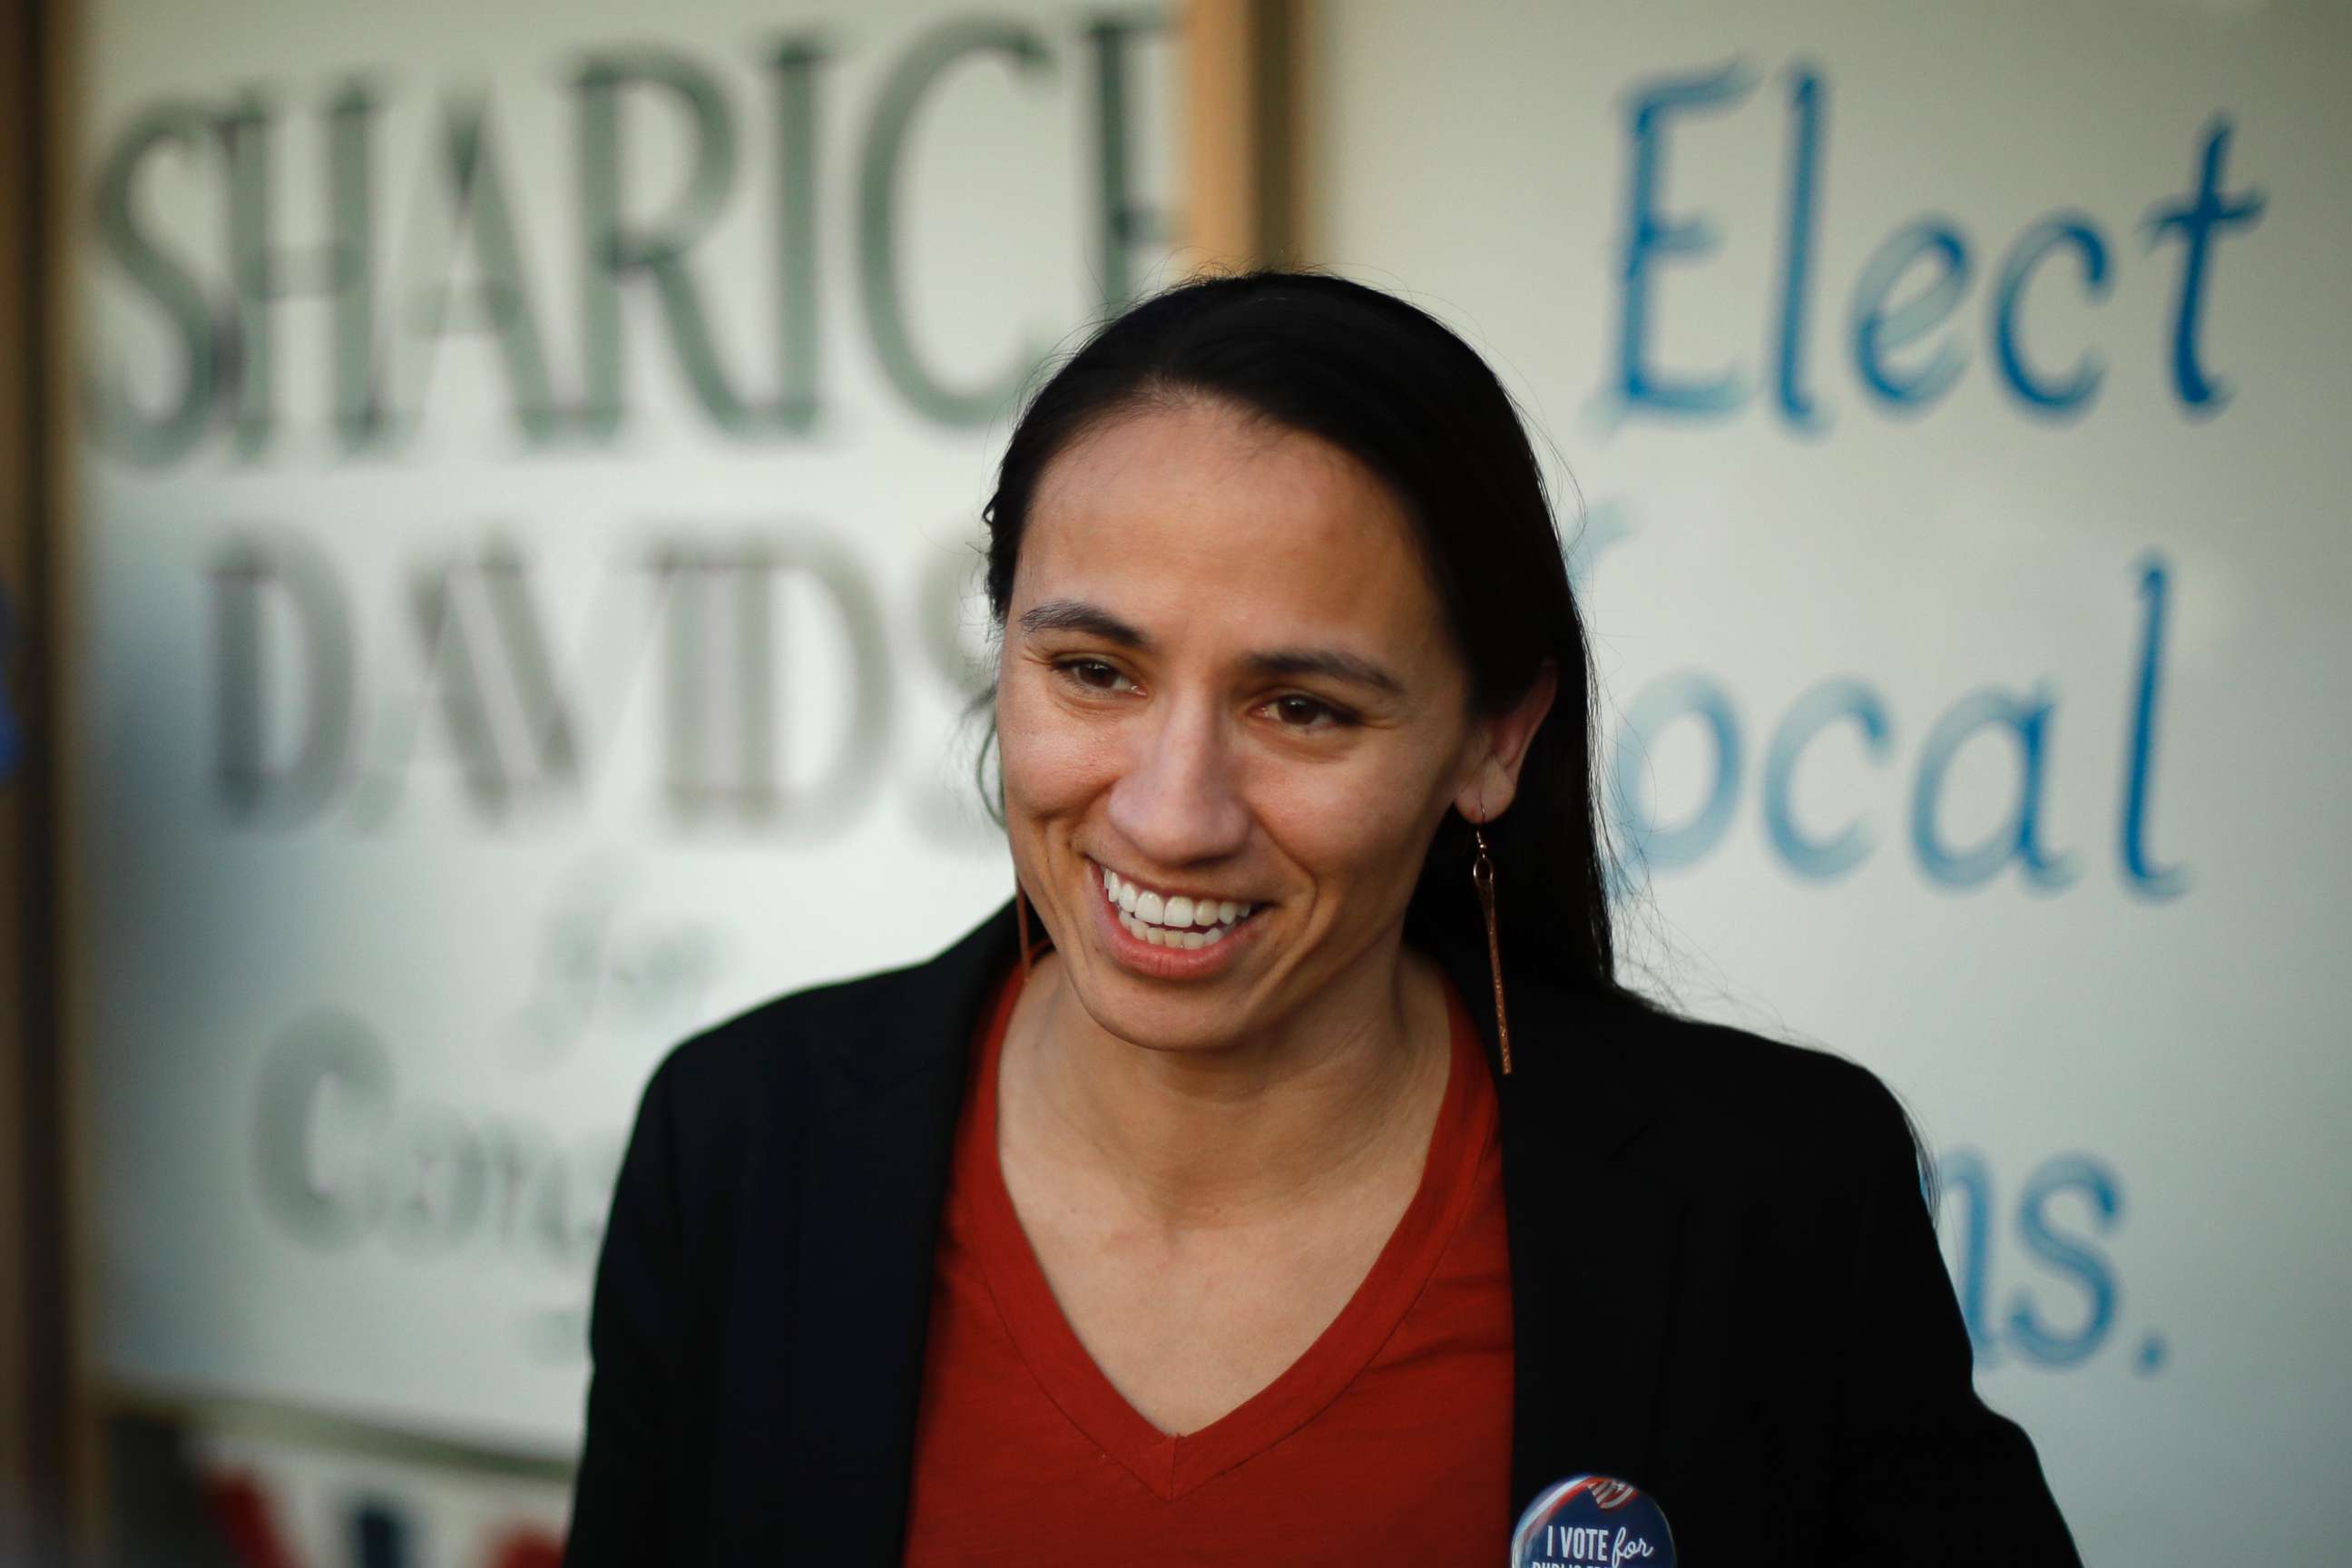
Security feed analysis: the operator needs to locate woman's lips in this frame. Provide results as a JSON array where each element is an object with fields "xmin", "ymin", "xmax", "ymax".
[
  {"xmin": 1085, "ymin": 858, "xmax": 1267, "ymax": 975},
  {"xmin": 1089, "ymin": 858, "xmax": 1262, "ymax": 948}
]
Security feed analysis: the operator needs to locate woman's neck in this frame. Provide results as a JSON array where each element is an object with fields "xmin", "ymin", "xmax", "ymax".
[{"xmin": 998, "ymin": 934, "xmax": 1455, "ymax": 1231}]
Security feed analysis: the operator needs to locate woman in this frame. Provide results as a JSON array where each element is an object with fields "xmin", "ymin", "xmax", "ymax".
[{"xmin": 562, "ymin": 271, "xmax": 2081, "ymax": 1564}]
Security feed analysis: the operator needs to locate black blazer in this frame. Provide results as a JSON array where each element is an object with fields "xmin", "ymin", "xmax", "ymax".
[{"xmin": 563, "ymin": 896, "xmax": 2081, "ymax": 1565}]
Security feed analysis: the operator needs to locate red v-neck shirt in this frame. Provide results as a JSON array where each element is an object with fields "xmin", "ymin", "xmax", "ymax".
[{"xmin": 901, "ymin": 959, "xmax": 1515, "ymax": 1565}]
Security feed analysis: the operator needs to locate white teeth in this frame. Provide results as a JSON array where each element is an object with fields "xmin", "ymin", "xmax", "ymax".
[
  {"xmin": 1119, "ymin": 905, "xmax": 1237, "ymax": 948},
  {"xmin": 1095, "ymin": 861, "xmax": 1259, "ymax": 936}
]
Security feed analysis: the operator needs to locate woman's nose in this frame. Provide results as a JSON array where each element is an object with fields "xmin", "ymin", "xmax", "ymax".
[{"xmin": 1103, "ymin": 694, "xmax": 1251, "ymax": 867}]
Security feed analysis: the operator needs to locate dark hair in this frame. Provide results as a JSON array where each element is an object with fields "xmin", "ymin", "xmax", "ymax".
[{"xmin": 967, "ymin": 267, "xmax": 1668, "ymax": 1014}]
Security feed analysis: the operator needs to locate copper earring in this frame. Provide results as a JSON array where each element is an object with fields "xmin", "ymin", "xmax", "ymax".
[
  {"xmin": 1014, "ymin": 879, "xmax": 1036, "ymax": 978},
  {"xmin": 1470, "ymin": 821, "xmax": 1512, "ymax": 1076}
]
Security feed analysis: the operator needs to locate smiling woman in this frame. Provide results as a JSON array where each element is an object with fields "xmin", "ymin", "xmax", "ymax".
[
  {"xmin": 561, "ymin": 272, "xmax": 2083, "ymax": 1566},
  {"xmin": 995, "ymin": 393, "xmax": 1532, "ymax": 1036}
]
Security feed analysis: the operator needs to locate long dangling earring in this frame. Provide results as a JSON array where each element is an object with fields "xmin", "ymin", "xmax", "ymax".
[
  {"xmin": 1470, "ymin": 819, "xmax": 1512, "ymax": 1077},
  {"xmin": 1014, "ymin": 878, "xmax": 1036, "ymax": 979}
]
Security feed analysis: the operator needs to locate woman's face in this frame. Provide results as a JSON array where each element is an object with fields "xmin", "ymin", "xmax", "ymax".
[{"xmin": 996, "ymin": 397, "xmax": 1553, "ymax": 1051}]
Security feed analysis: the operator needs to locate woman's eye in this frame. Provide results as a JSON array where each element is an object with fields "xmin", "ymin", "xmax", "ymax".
[
  {"xmin": 1267, "ymin": 694, "xmax": 1350, "ymax": 730},
  {"xmin": 1053, "ymin": 661, "xmax": 1349, "ymax": 730},
  {"xmin": 1054, "ymin": 659, "xmax": 1132, "ymax": 694}
]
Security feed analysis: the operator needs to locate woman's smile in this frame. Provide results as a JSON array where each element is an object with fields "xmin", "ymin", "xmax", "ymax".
[
  {"xmin": 1085, "ymin": 856, "xmax": 1271, "ymax": 977},
  {"xmin": 1092, "ymin": 856, "xmax": 1263, "ymax": 941},
  {"xmin": 996, "ymin": 397, "xmax": 1485, "ymax": 1040}
]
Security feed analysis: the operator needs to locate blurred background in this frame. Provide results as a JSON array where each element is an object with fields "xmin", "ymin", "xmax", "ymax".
[{"xmin": 2, "ymin": 0, "xmax": 2347, "ymax": 1562}]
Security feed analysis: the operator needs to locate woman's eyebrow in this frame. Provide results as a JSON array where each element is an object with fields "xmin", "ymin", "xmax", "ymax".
[
  {"xmin": 1018, "ymin": 598, "xmax": 1145, "ymax": 645},
  {"xmin": 1242, "ymin": 648, "xmax": 1407, "ymax": 698}
]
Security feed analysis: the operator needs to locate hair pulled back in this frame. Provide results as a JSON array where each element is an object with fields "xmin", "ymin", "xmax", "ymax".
[{"xmin": 975, "ymin": 269, "xmax": 1648, "ymax": 1006}]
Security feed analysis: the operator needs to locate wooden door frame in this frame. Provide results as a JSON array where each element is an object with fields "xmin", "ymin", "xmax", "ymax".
[
  {"xmin": 4, "ymin": 0, "xmax": 94, "ymax": 1557},
  {"xmin": 1181, "ymin": 0, "xmax": 1314, "ymax": 272}
]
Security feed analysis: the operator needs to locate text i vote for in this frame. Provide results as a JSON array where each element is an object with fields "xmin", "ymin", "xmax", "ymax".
[{"xmin": 1612, "ymin": 61, "xmax": 2264, "ymax": 424}]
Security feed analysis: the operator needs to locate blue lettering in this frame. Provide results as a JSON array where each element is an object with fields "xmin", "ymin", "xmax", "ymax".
[
  {"xmin": 1763, "ymin": 677, "xmax": 1890, "ymax": 880},
  {"xmin": 1614, "ymin": 671, "xmax": 1743, "ymax": 872},
  {"xmin": 1993, "ymin": 213, "xmax": 2112, "ymax": 416},
  {"xmin": 2006, "ymin": 1155, "xmax": 2122, "ymax": 1367},
  {"xmin": 1851, "ymin": 220, "xmax": 1972, "ymax": 410},
  {"xmin": 1772, "ymin": 65, "xmax": 1828, "ymax": 432},
  {"xmin": 1910, "ymin": 684, "xmax": 2078, "ymax": 889},
  {"xmin": 2120, "ymin": 552, "xmax": 2187, "ymax": 898},
  {"xmin": 1599, "ymin": 66, "xmax": 2261, "ymax": 432},
  {"xmin": 1612, "ymin": 60, "xmax": 1755, "ymax": 418},
  {"xmin": 2143, "ymin": 116, "xmax": 2264, "ymax": 413}
]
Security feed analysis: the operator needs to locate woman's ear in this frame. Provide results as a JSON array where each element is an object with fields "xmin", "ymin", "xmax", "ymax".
[{"xmin": 1454, "ymin": 659, "xmax": 1559, "ymax": 821}]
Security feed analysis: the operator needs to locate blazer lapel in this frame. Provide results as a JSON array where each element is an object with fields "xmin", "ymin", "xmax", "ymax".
[
  {"xmin": 1423, "ymin": 926, "xmax": 1690, "ymax": 1519},
  {"xmin": 722, "ymin": 898, "xmax": 1022, "ymax": 1563}
]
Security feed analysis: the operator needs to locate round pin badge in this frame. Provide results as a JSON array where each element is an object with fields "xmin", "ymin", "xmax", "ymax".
[{"xmin": 1509, "ymin": 1475, "xmax": 1675, "ymax": 1568}]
